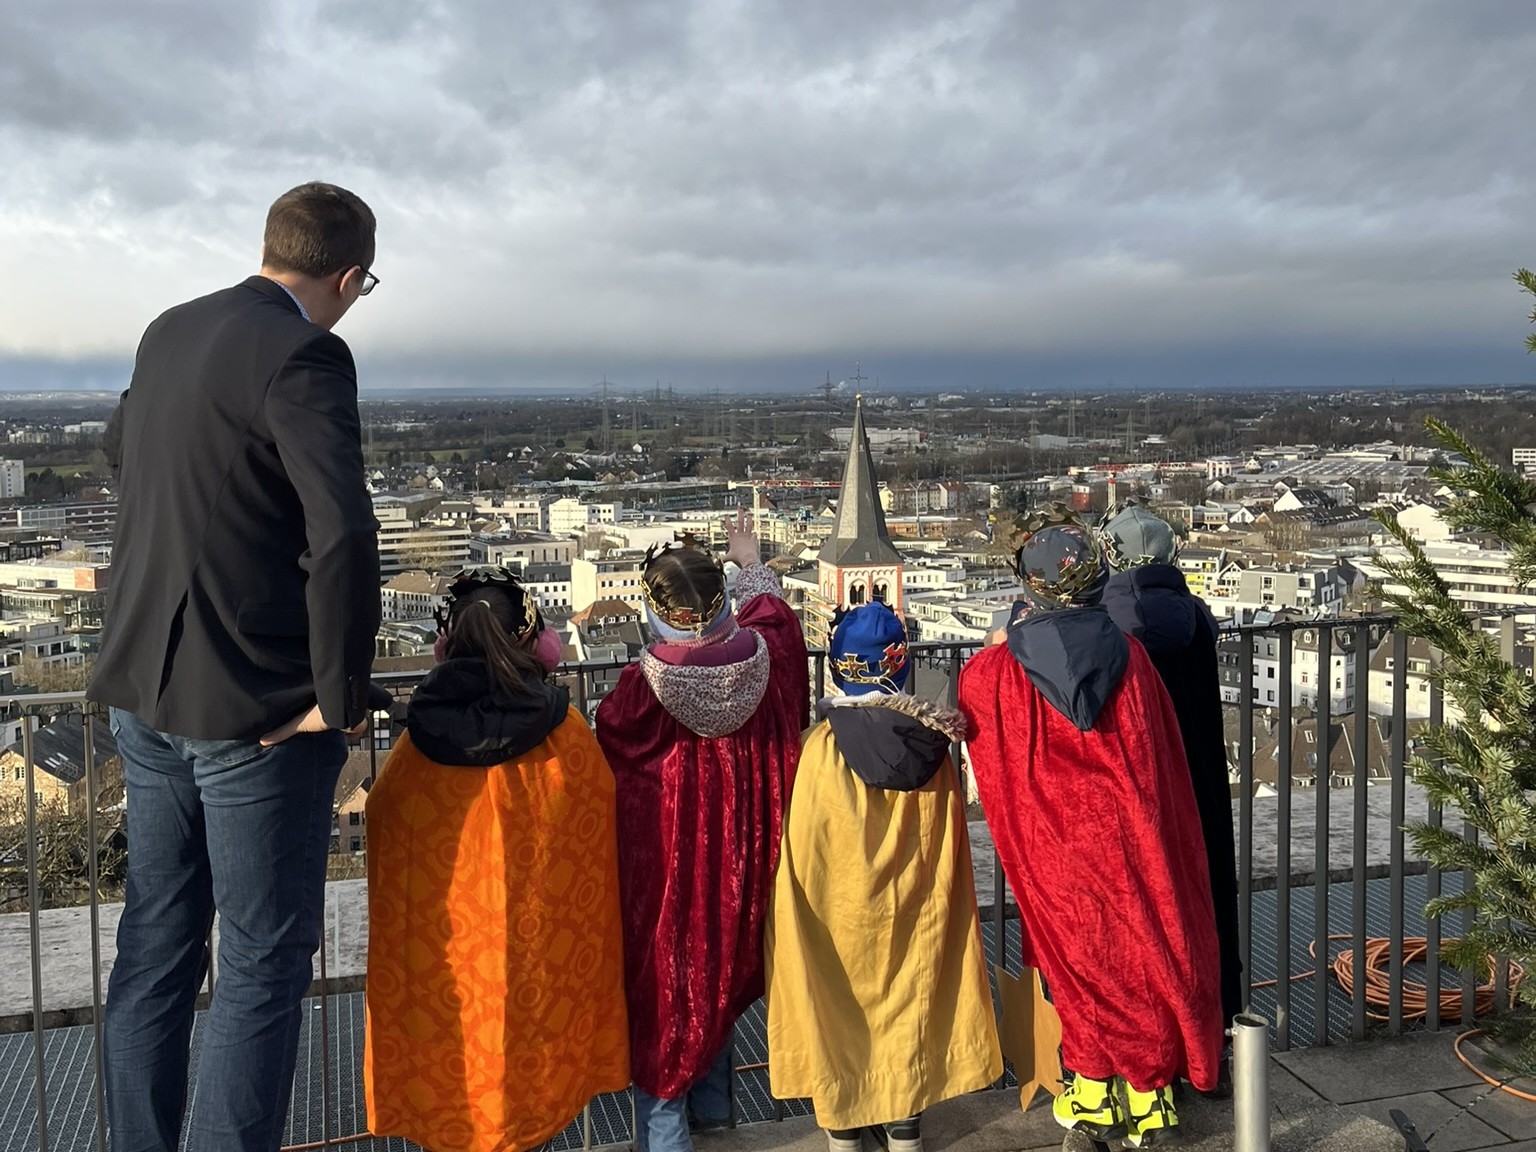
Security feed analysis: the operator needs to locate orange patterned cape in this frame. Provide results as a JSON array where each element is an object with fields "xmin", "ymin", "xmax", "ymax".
[{"xmin": 364, "ymin": 709, "xmax": 630, "ymax": 1152}]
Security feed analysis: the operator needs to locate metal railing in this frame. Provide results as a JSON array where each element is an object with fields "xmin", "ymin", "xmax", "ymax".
[{"xmin": 0, "ymin": 623, "xmax": 1510, "ymax": 1149}]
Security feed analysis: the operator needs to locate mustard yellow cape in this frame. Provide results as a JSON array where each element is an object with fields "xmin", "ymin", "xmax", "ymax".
[
  {"xmin": 364, "ymin": 711, "xmax": 630, "ymax": 1152},
  {"xmin": 765, "ymin": 716, "xmax": 1002, "ymax": 1129}
]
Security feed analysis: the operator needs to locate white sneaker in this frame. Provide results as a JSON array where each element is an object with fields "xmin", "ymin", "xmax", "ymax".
[
  {"xmin": 827, "ymin": 1130, "xmax": 862, "ymax": 1152},
  {"xmin": 884, "ymin": 1118, "xmax": 922, "ymax": 1152}
]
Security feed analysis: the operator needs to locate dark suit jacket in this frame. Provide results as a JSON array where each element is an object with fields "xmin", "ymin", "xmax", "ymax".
[{"xmin": 89, "ymin": 276, "xmax": 381, "ymax": 741}]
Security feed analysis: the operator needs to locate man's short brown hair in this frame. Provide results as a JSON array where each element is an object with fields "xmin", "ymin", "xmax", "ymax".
[{"xmin": 262, "ymin": 182, "xmax": 376, "ymax": 279}]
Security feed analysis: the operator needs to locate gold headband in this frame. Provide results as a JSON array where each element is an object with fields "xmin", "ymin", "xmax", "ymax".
[{"xmin": 641, "ymin": 533, "xmax": 727, "ymax": 634}]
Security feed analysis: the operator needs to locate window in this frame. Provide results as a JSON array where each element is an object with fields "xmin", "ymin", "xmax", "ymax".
[
  {"xmin": 349, "ymin": 837, "xmax": 362, "ymax": 852},
  {"xmin": 1304, "ymin": 730, "xmax": 1315, "ymax": 744},
  {"xmin": 1266, "ymin": 667, "xmax": 1275, "ymax": 679},
  {"xmin": 1301, "ymin": 673, "xmax": 1309, "ymax": 685},
  {"xmin": 1266, "ymin": 690, "xmax": 1275, "ymax": 702},
  {"xmin": 348, "ymin": 812, "xmax": 361, "ymax": 826},
  {"xmin": 1335, "ymin": 678, "xmax": 1342, "ymax": 689}
]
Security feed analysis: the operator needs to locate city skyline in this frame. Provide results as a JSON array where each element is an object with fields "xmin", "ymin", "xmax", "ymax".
[{"xmin": 2, "ymin": 1, "xmax": 1533, "ymax": 392}]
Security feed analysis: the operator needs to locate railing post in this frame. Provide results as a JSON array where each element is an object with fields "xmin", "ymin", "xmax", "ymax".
[
  {"xmin": 1350, "ymin": 624, "xmax": 1370, "ymax": 1042},
  {"xmin": 1313, "ymin": 625, "xmax": 1333, "ymax": 1046},
  {"xmin": 23, "ymin": 715, "xmax": 50, "ymax": 1152},
  {"xmin": 1388, "ymin": 630, "xmax": 1408, "ymax": 1036},
  {"xmin": 1425, "ymin": 655, "xmax": 1443, "ymax": 1033},
  {"xmin": 83, "ymin": 717, "xmax": 108, "ymax": 1152},
  {"xmin": 1238, "ymin": 631, "xmax": 1254, "ymax": 1006},
  {"xmin": 1275, "ymin": 629, "xmax": 1293, "ymax": 1051}
]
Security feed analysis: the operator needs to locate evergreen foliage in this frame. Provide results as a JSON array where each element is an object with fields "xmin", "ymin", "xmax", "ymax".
[{"xmin": 1372, "ymin": 270, "xmax": 1536, "ymax": 1060}]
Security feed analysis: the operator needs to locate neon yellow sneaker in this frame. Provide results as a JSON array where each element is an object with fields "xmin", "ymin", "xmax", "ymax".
[
  {"xmin": 1122, "ymin": 1082, "xmax": 1179, "ymax": 1147},
  {"xmin": 1051, "ymin": 1074, "xmax": 1125, "ymax": 1140}
]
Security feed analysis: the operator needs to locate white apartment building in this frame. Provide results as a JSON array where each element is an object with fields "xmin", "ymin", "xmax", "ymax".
[
  {"xmin": 1363, "ymin": 541, "xmax": 1528, "ymax": 614},
  {"xmin": 0, "ymin": 559, "xmax": 110, "ymax": 592},
  {"xmin": 572, "ymin": 554, "xmax": 647, "ymax": 612},
  {"xmin": 379, "ymin": 572, "xmax": 452, "ymax": 621},
  {"xmin": 1247, "ymin": 625, "xmax": 1363, "ymax": 712},
  {"xmin": 472, "ymin": 495, "xmax": 549, "ymax": 531},
  {"xmin": 0, "ymin": 459, "xmax": 24, "ymax": 499},
  {"xmin": 374, "ymin": 498, "xmax": 472, "ymax": 579},
  {"xmin": 548, "ymin": 498, "xmax": 625, "ymax": 538},
  {"xmin": 468, "ymin": 534, "xmax": 576, "ymax": 569},
  {"xmin": 522, "ymin": 563, "xmax": 573, "ymax": 611}
]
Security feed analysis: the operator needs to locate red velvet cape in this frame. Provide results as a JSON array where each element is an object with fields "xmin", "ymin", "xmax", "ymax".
[
  {"xmin": 960, "ymin": 639, "xmax": 1224, "ymax": 1092},
  {"xmin": 596, "ymin": 592, "xmax": 807, "ymax": 1099}
]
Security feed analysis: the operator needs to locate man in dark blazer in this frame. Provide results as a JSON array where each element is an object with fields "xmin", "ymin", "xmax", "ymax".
[{"xmin": 88, "ymin": 182, "xmax": 382, "ymax": 1152}]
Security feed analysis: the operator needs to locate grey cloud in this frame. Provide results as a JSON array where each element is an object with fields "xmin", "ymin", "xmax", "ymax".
[{"xmin": 1, "ymin": 0, "xmax": 1534, "ymax": 386}]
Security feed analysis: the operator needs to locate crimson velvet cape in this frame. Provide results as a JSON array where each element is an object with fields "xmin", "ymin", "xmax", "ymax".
[
  {"xmin": 960, "ymin": 628, "xmax": 1224, "ymax": 1093},
  {"xmin": 596, "ymin": 570, "xmax": 807, "ymax": 1099}
]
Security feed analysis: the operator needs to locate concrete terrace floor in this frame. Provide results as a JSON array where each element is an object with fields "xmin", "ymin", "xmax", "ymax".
[{"xmin": 694, "ymin": 1033, "xmax": 1536, "ymax": 1152}]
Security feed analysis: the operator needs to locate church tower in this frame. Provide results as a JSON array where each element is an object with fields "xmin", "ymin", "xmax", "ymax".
[{"xmin": 818, "ymin": 395, "xmax": 904, "ymax": 619}]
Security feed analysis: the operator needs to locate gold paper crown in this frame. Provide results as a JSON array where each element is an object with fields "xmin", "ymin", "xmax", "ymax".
[
  {"xmin": 641, "ymin": 533, "xmax": 727, "ymax": 633},
  {"xmin": 439, "ymin": 567, "xmax": 540, "ymax": 641}
]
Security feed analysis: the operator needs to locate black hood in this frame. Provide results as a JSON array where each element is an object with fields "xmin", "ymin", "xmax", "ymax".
[
  {"xmin": 817, "ymin": 693, "xmax": 968, "ymax": 792},
  {"xmin": 1102, "ymin": 564, "xmax": 1212, "ymax": 655},
  {"xmin": 1006, "ymin": 606, "xmax": 1130, "ymax": 731},
  {"xmin": 405, "ymin": 658, "xmax": 570, "ymax": 767}
]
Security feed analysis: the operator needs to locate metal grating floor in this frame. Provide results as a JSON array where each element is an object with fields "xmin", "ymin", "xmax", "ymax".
[{"xmin": 0, "ymin": 873, "xmax": 1476, "ymax": 1151}]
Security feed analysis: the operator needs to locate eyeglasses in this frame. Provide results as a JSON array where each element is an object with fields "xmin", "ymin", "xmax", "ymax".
[{"xmin": 356, "ymin": 268, "xmax": 380, "ymax": 296}]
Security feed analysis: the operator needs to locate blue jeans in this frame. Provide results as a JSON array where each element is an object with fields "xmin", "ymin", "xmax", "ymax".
[
  {"xmin": 633, "ymin": 1041, "xmax": 733, "ymax": 1152},
  {"xmin": 103, "ymin": 708, "xmax": 346, "ymax": 1152}
]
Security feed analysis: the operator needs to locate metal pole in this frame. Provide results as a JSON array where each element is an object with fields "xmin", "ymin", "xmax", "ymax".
[
  {"xmin": 1313, "ymin": 626, "xmax": 1333, "ymax": 1046},
  {"xmin": 1275, "ymin": 629, "xmax": 1293, "ymax": 1050},
  {"xmin": 1238, "ymin": 630, "xmax": 1254, "ymax": 995},
  {"xmin": 1426, "ymin": 652, "xmax": 1443, "ymax": 1032},
  {"xmin": 318, "ymin": 891, "xmax": 332, "ymax": 1150},
  {"xmin": 1232, "ymin": 1013, "xmax": 1272, "ymax": 1152},
  {"xmin": 23, "ymin": 717, "xmax": 50, "ymax": 1152},
  {"xmin": 1388, "ymin": 630, "xmax": 1408, "ymax": 1035},
  {"xmin": 83, "ymin": 719, "xmax": 108, "ymax": 1152},
  {"xmin": 1350, "ymin": 624, "xmax": 1370, "ymax": 1042}
]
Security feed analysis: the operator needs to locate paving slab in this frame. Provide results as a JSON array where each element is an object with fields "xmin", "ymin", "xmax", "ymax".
[
  {"xmin": 1344, "ymin": 1089, "xmax": 1510, "ymax": 1151},
  {"xmin": 692, "ymin": 1063, "xmax": 1404, "ymax": 1152},
  {"xmin": 1441, "ymin": 1083, "xmax": 1536, "ymax": 1142},
  {"xmin": 1275, "ymin": 1030, "xmax": 1485, "ymax": 1103}
]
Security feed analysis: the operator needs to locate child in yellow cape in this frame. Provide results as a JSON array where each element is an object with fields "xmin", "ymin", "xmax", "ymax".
[
  {"xmin": 364, "ymin": 568, "xmax": 629, "ymax": 1152},
  {"xmin": 766, "ymin": 602, "xmax": 1001, "ymax": 1152}
]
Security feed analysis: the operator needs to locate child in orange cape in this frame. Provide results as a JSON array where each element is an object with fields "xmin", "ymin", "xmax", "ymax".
[{"xmin": 364, "ymin": 568, "xmax": 629, "ymax": 1152}]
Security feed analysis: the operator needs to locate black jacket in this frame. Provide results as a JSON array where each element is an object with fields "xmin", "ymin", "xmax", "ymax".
[
  {"xmin": 88, "ymin": 276, "xmax": 381, "ymax": 740},
  {"xmin": 818, "ymin": 693, "xmax": 967, "ymax": 792},
  {"xmin": 1005, "ymin": 605, "xmax": 1130, "ymax": 731},
  {"xmin": 1103, "ymin": 564, "xmax": 1243, "ymax": 1019},
  {"xmin": 406, "ymin": 659, "xmax": 571, "ymax": 767}
]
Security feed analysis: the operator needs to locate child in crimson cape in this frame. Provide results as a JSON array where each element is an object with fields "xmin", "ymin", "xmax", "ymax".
[
  {"xmin": 959, "ymin": 506, "xmax": 1223, "ymax": 1148},
  {"xmin": 596, "ymin": 512, "xmax": 808, "ymax": 1152}
]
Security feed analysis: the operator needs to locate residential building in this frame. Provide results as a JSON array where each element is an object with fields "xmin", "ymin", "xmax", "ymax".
[
  {"xmin": 572, "ymin": 553, "xmax": 647, "ymax": 612},
  {"xmin": 0, "ymin": 460, "xmax": 23, "ymax": 499},
  {"xmin": 0, "ymin": 716, "xmax": 116, "ymax": 813},
  {"xmin": 522, "ymin": 563, "xmax": 573, "ymax": 611},
  {"xmin": 13, "ymin": 501, "xmax": 116, "ymax": 541},
  {"xmin": 467, "ymin": 533, "xmax": 576, "ymax": 569},
  {"xmin": 375, "ymin": 497, "xmax": 472, "ymax": 578},
  {"xmin": 379, "ymin": 571, "xmax": 452, "ymax": 621},
  {"xmin": 0, "ymin": 558, "xmax": 109, "ymax": 592},
  {"xmin": 548, "ymin": 498, "xmax": 624, "ymax": 538}
]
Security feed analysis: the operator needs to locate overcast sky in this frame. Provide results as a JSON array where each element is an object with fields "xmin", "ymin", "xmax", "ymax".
[{"xmin": 2, "ymin": 0, "xmax": 1533, "ymax": 393}]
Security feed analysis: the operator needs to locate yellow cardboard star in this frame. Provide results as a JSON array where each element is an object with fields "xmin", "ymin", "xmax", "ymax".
[{"xmin": 995, "ymin": 964, "xmax": 1064, "ymax": 1112}]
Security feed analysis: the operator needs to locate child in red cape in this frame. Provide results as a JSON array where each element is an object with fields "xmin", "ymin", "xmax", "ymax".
[
  {"xmin": 596, "ymin": 511, "xmax": 808, "ymax": 1152},
  {"xmin": 959, "ymin": 506, "xmax": 1223, "ymax": 1148}
]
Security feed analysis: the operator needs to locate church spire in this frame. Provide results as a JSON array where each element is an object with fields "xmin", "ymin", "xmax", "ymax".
[{"xmin": 819, "ymin": 395, "xmax": 902, "ymax": 567}]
